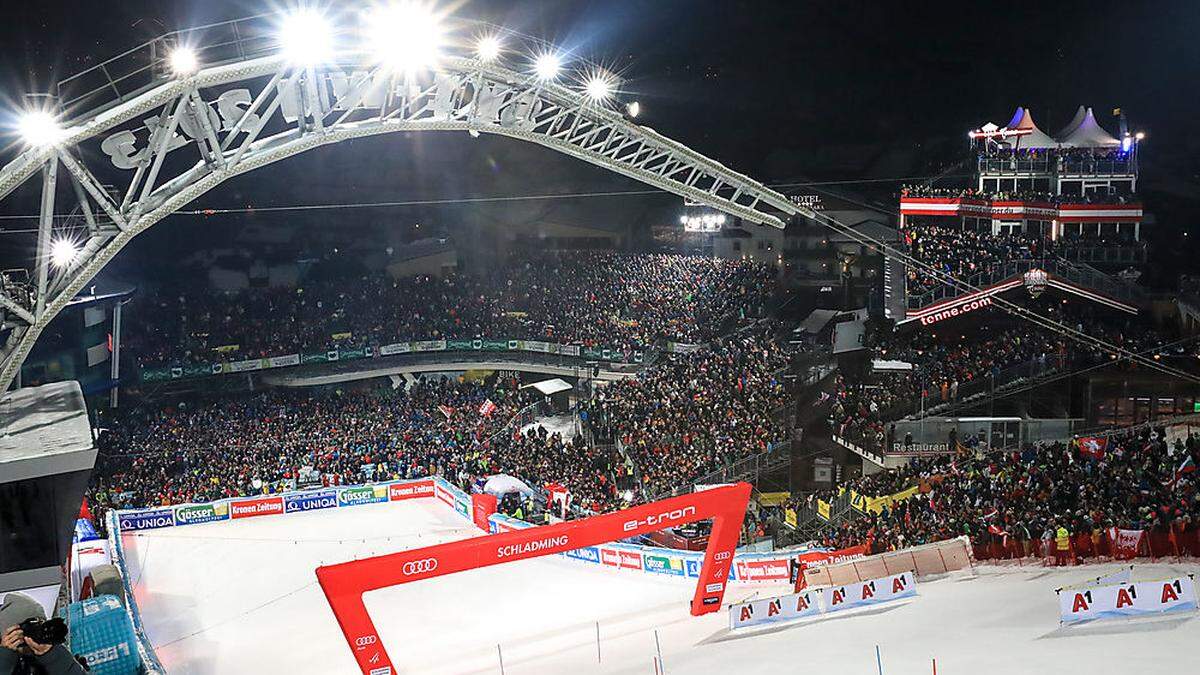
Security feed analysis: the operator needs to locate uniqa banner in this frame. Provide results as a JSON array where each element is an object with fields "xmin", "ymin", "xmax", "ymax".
[
  {"xmin": 1058, "ymin": 576, "xmax": 1197, "ymax": 624},
  {"xmin": 822, "ymin": 572, "xmax": 918, "ymax": 613},
  {"xmin": 730, "ymin": 589, "xmax": 820, "ymax": 629}
]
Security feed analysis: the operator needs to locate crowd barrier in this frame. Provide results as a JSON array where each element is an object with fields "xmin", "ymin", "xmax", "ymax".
[
  {"xmin": 107, "ymin": 476, "xmax": 818, "ymax": 672},
  {"xmin": 972, "ymin": 527, "xmax": 1200, "ymax": 563},
  {"xmin": 140, "ymin": 337, "xmax": 648, "ymax": 382},
  {"xmin": 802, "ymin": 537, "xmax": 973, "ymax": 588}
]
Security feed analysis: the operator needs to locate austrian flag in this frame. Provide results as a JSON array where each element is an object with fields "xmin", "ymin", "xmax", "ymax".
[{"xmin": 479, "ymin": 399, "xmax": 498, "ymax": 417}]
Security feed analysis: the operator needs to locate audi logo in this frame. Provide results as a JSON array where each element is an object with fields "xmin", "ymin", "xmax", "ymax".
[
  {"xmin": 355, "ymin": 636, "xmax": 378, "ymax": 647},
  {"xmin": 714, "ymin": 551, "xmax": 731, "ymax": 561},
  {"xmin": 402, "ymin": 558, "xmax": 439, "ymax": 575}
]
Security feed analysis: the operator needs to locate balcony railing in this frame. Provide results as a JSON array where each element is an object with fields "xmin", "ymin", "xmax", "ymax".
[{"xmin": 906, "ymin": 258, "xmax": 1144, "ymax": 310}]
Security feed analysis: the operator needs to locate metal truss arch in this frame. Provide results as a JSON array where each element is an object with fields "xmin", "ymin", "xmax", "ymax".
[{"xmin": 0, "ymin": 50, "xmax": 797, "ymax": 392}]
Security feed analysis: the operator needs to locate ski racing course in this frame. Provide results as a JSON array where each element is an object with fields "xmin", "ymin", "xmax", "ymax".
[{"xmin": 118, "ymin": 495, "xmax": 1200, "ymax": 674}]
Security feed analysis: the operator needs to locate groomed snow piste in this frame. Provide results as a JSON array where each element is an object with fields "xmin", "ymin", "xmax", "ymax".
[{"xmin": 121, "ymin": 498, "xmax": 1200, "ymax": 674}]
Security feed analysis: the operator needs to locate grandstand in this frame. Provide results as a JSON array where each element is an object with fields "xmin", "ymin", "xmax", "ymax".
[{"xmin": 0, "ymin": 6, "xmax": 1198, "ymax": 675}]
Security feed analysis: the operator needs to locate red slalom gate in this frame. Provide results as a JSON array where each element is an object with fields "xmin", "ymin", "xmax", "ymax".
[{"xmin": 316, "ymin": 482, "xmax": 751, "ymax": 675}]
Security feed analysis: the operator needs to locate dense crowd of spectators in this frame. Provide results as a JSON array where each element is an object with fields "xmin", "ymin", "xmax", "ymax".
[
  {"xmin": 807, "ymin": 426, "xmax": 1200, "ymax": 556},
  {"xmin": 830, "ymin": 309, "xmax": 1192, "ymax": 451},
  {"xmin": 900, "ymin": 184, "xmax": 1132, "ymax": 205},
  {"xmin": 90, "ymin": 324, "xmax": 796, "ymax": 528},
  {"xmin": 127, "ymin": 252, "xmax": 774, "ymax": 365},
  {"xmin": 901, "ymin": 224, "xmax": 1062, "ymax": 297},
  {"xmin": 579, "ymin": 326, "xmax": 793, "ymax": 499}
]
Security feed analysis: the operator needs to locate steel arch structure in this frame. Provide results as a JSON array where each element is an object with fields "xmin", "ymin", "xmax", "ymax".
[{"xmin": 0, "ymin": 17, "xmax": 799, "ymax": 394}]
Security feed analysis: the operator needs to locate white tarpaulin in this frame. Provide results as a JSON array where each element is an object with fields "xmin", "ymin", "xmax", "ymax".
[
  {"xmin": 522, "ymin": 378, "xmax": 573, "ymax": 396},
  {"xmin": 872, "ymin": 359, "xmax": 914, "ymax": 372},
  {"xmin": 483, "ymin": 474, "xmax": 536, "ymax": 497}
]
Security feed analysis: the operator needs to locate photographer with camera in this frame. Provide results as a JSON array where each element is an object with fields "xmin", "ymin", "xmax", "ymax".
[{"xmin": 0, "ymin": 594, "xmax": 86, "ymax": 675}]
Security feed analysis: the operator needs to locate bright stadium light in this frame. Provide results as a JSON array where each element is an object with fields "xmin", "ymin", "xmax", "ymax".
[
  {"xmin": 280, "ymin": 9, "xmax": 334, "ymax": 65},
  {"xmin": 476, "ymin": 35, "xmax": 501, "ymax": 62},
  {"xmin": 584, "ymin": 73, "xmax": 614, "ymax": 102},
  {"xmin": 626, "ymin": 101, "xmax": 640, "ymax": 118},
  {"xmin": 49, "ymin": 238, "xmax": 78, "ymax": 268},
  {"xmin": 366, "ymin": 2, "xmax": 444, "ymax": 73},
  {"xmin": 17, "ymin": 110, "xmax": 63, "ymax": 148},
  {"xmin": 533, "ymin": 52, "xmax": 562, "ymax": 81},
  {"xmin": 169, "ymin": 46, "xmax": 199, "ymax": 75}
]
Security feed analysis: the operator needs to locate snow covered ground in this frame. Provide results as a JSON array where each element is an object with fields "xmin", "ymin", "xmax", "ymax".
[
  {"xmin": 123, "ymin": 499, "xmax": 1200, "ymax": 674},
  {"xmin": 520, "ymin": 412, "xmax": 577, "ymax": 440}
]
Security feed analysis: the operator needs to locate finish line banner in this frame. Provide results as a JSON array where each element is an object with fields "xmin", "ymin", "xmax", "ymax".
[{"xmin": 1058, "ymin": 576, "xmax": 1197, "ymax": 624}]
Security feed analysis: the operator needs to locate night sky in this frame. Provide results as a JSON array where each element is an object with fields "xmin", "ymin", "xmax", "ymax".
[{"xmin": 0, "ymin": 1, "xmax": 1198, "ymax": 270}]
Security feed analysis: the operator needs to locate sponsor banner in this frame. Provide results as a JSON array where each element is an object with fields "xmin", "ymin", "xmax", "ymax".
[
  {"xmin": 600, "ymin": 548, "xmax": 621, "ymax": 567},
  {"xmin": 619, "ymin": 550, "xmax": 643, "ymax": 570},
  {"xmin": 269, "ymin": 354, "xmax": 301, "ymax": 368},
  {"xmin": 564, "ymin": 546, "xmax": 601, "ymax": 564},
  {"xmin": 228, "ymin": 358, "xmax": 265, "ymax": 373},
  {"xmin": 734, "ymin": 558, "xmax": 792, "ymax": 582},
  {"xmin": 816, "ymin": 500, "xmax": 831, "ymax": 521},
  {"xmin": 285, "ymin": 489, "xmax": 339, "ymax": 513},
  {"xmin": 379, "ymin": 342, "xmax": 411, "ymax": 356},
  {"xmin": 230, "ymin": 495, "xmax": 285, "ymax": 519},
  {"xmin": 560, "ymin": 344, "xmax": 581, "ymax": 357},
  {"xmin": 301, "ymin": 352, "xmax": 328, "ymax": 364},
  {"xmin": 481, "ymin": 340, "xmax": 508, "ymax": 351},
  {"xmin": 388, "ymin": 480, "xmax": 434, "ymax": 501},
  {"xmin": 434, "ymin": 483, "xmax": 455, "ymax": 508},
  {"xmin": 1059, "ymin": 577, "xmax": 1197, "ymax": 624},
  {"xmin": 174, "ymin": 502, "xmax": 229, "ymax": 526},
  {"xmin": 798, "ymin": 544, "xmax": 868, "ymax": 567},
  {"xmin": 447, "ymin": 339, "xmax": 473, "ymax": 351},
  {"xmin": 730, "ymin": 590, "xmax": 820, "ymax": 630},
  {"xmin": 454, "ymin": 496, "xmax": 470, "ymax": 519},
  {"xmin": 411, "ymin": 340, "xmax": 447, "ymax": 353},
  {"xmin": 822, "ymin": 572, "xmax": 918, "ymax": 613},
  {"xmin": 644, "ymin": 554, "xmax": 686, "ymax": 576},
  {"xmin": 339, "ymin": 485, "xmax": 389, "ymax": 507},
  {"xmin": 117, "ymin": 508, "xmax": 176, "ymax": 531},
  {"xmin": 524, "ymin": 340, "xmax": 550, "ymax": 353}
]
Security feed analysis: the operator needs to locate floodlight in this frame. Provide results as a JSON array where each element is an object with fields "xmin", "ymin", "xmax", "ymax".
[
  {"xmin": 50, "ymin": 238, "xmax": 78, "ymax": 268},
  {"xmin": 169, "ymin": 47, "xmax": 199, "ymax": 75},
  {"xmin": 280, "ymin": 9, "xmax": 334, "ymax": 65},
  {"xmin": 585, "ymin": 74, "xmax": 614, "ymax": 101},
  {"xmin": 679, "ymin": 215, "xmax": 688, "ymax": 225},
  {"xmin": 1135, "ymin": 131, "xmax": 1145, "ymax": 140},
  {"xmin": 626, "ymin": 101, "xmax": 640, "ymax": 118},
  {"xmin": 476, "ymin": 35, "xmax": 501, "ymax": 62},
  {"xmin": 533, "ymin": 52, "xmax": 562, "ymax": 81},
  {"xmin": 367, "ymin": 3, "xmax": 444, "ymax": 73},
  {"xmin": 17, "ymin": 111, "xmax": 62, "ymax": 148}
]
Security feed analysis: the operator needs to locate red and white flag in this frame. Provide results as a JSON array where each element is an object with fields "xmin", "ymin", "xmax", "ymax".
[
  {"xmin": 1077, "ymin": 437, "xmax": 1107, "ymax": 460},
  {"xmin": 438, "ymin": 405, "xmax": 454, "ymax": 420},
  {"xmin": 478, "ymin": 399, "xmax": 497, "ymax": 417}
]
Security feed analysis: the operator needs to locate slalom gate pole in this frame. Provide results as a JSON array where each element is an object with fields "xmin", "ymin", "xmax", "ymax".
[
  {"xmin": 497, "ymin": 644, "xmax": 505, "ymax": 674},
  {"xmin": 932, "ymin": 657, "xmax": 937, "ymax": 674},
  {"xmin": 596, "ymin": 621, "xmax": 601, "ymax": 663},
  {"xmin": 876, "ymin": 645, "xmax": 883, "ymax": 675},
  {"xmin": 655, "ymin": 629, "xmax": 664, "ymax": 673}
]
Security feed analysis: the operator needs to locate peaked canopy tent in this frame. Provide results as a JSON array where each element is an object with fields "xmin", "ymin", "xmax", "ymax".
[
  {"xmin": 1002, "ymin": 107, "xmax": 1060, "ymax": 149},
  {"xmin": 1057, "ymin": 108, "xmax": 1121, "ymax": 148},
  {"xmin": 1055, "ymin": 106, "xmax": 1089, "ymax": 139}
]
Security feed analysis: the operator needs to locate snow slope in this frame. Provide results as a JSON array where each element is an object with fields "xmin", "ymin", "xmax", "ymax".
[{"xmin": 122, "ymin": 499, "xmax": 1200, "ymax": 674}]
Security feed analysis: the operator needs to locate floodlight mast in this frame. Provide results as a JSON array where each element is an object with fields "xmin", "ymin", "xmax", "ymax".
[{"xmin": 0, "ymin": 11, "xmax": 798, "ymax": 394}]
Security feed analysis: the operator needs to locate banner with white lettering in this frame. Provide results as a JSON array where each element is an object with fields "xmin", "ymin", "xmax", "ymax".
[
  {"xmin": 729, "ymin": 590, "xmax": 820, "ymax": 629},
  {"xmin": 822, "ymin": 572, "xmax": 918, "ymax": 613},
  {"xmin": 1058, "ymin": 576, "xmax": 1197, "ymax": 624}
]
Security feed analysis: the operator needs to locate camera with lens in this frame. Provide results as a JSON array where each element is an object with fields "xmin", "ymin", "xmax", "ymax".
[{"xmin": 17, "ymin": 617, "xmax": 67, "ymax": 646}]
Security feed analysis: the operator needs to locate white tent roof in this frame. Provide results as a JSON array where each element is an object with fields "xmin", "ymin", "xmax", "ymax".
[
  {"xmin": 521, "ymin": 378, "xmax": 573, "ymax": 396},
  {"xmin": 1057, "ymin": 107, "xmax": 1120, "ymax": 148},
  {"xmin": 1003, "ymin": 107, "xmax": 1059, "ymax": 149},
  {"xmin": 1055, "ymin": 106, "xmax": 1088, "ymax": 139},
  {"xmin": 483, "ymin": 474, "xmax": 536, "ymax": 497}
]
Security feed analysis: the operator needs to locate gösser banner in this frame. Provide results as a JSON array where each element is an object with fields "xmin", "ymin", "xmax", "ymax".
[
  {"xmin": 316, "ymin": 483, "xmax": 752, "ymax": 675},
  {"xmin": 1058, "ymin": 576, "xmax": 1197, "ymax": 624}
]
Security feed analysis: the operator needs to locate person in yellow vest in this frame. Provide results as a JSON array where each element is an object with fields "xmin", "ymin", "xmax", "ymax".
[{"xmin": 1054, "ymin": 524, "xmax": 1073, "ymax": 566}]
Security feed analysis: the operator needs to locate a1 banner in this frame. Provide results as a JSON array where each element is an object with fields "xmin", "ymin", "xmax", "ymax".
[
  {"xmin": 730, "ymin": 590, "xmax": 820, "ymax": 630},
  {"xmin": 822, "ymin": 572, "xmax": 918, "ymax": 613},
  {"xmin": 230, "ymin": 495, "xmax": 284, "ymax": 519},
  {"xmin": 1058, "ymin": 576, "xmax": 1197, "ymax": 624}
]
